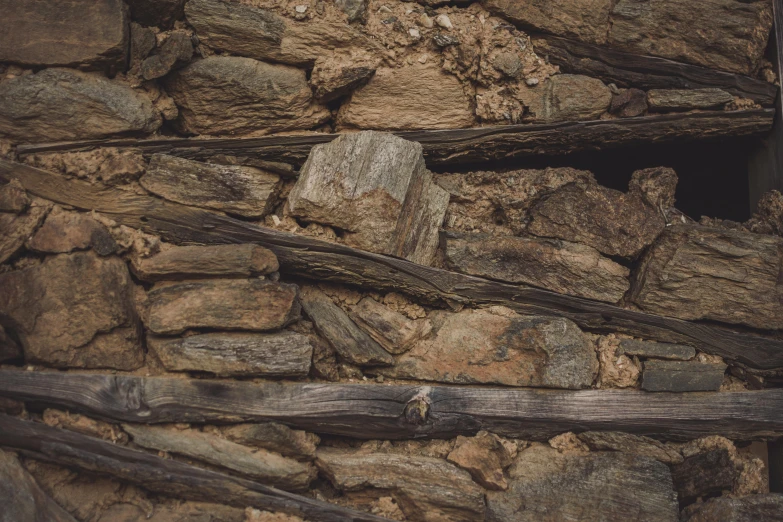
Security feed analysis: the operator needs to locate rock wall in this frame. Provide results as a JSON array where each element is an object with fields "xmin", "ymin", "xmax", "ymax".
[{"xmin": 1, "ymin": 0, "xmax": 783, "ymax": 521}]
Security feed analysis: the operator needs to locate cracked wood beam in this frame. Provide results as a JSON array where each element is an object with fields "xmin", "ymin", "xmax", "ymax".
[{"xmin": 1, "ymin": 371, "xmax": 783, "ymax": 441}]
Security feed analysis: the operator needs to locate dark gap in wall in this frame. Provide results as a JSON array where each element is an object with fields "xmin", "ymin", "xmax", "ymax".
[{"xmin": 433, "ymin": 136, "xmax": 763, "ymax": 223}]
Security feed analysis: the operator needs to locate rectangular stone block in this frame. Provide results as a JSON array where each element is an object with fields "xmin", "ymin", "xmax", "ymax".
[{"xmin": 641, "ymin": 360, "xmax": 726, "ymax": 392}]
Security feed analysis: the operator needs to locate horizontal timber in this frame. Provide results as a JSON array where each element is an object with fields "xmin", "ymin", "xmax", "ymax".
[
  {"xmin": 14, "ymin": 109, "xmax": 775, "ymax": 168},
  {"xmin": 1, "ymin": 158, "xmax": 782, "ymax": 370},
  {"xmin": 534, "ymin": 35, "xmax": 778, "ymax": 105},
  {"xmin": 0, "ymin": 414, "xmax": 391, "ymax": 522},
  {"xmin": 1, "ymin": 371, "xmax": 782, "ymax": 440}
]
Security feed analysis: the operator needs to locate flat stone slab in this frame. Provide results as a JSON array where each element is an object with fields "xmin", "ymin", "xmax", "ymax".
[
  {"xmin": 617, "ymin": 339, "xmax": 696, "ymax": 361},
  {"xmin": 641, "ymin": 360, "xmax": 726, "ymax": 392}
]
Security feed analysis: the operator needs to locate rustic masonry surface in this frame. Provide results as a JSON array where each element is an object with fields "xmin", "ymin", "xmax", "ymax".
[{"xmin": 1, "ymin": 0, "xmax": 783, "ymax": 520}]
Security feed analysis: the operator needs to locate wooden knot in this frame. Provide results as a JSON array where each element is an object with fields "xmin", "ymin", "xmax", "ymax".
[{"xmin": 404, "ymin": 396, "xmax": 430, "ymax": 425}]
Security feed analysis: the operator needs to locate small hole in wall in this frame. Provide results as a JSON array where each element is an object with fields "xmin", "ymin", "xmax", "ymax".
[{"xmin": 432, "ymin": 136, "xmax": 761, "ymax": 223}]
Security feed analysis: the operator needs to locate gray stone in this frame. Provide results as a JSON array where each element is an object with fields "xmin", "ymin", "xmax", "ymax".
[
  {"xmin": 647, "ymin": 88, "xmax": 734, "ymax": 111},
  {"xmin": 0, "ymin": 0, "xmax": 128, "ymax": 72},
  {"xmin": 673, "ymin": 449, "xmax": 736, "ymax": 504},
  {"xmin": 618, "ymin": 340, "xmax": 696, "ymax": 361},
  {"xmin": 0, "ymin": 199, "xmax": 50, "ymax": 264},
  {"xmin": 220, "ymin": 423, "xmax": 320, "ymax": 461},
  {"xmin": 610, "ymin": 88, "xmax": 648, "ymax": 117},
  {"xmin": 684, "ymin": 494, "xmax": 783, "ymax": 522},
  {"xmin": 164, "ymin": 56, "xmax": 329, "ymax": 136},
  {"xmin": 140, "ymin": 31, "xmax": 193, "ymax": 80},
  {"xmin": 335, "ymin": 0, "xmax": 366, "ymax": 22},
  {"xmin": 521, "ymin": 74, "xmax": 612, "ymax": 123},
  {"xmin": 0, "ymin": 180, "xmax": 30, "ymax": 214},
  {"xmin": 578, "ymin": 431, "xmax": 684, "ymax": 465},
  {"xmin": 486, "ymin": 444, "xmax": 679, "ymax": 522},
  {"xmin": 0, "ymin": 69, "xmax": 161, "ymax": 143},
  {"xmin": 348, "ymin": 297, "xmax": 431, "ymax": 355},
  {"xmin": 378, "ymin": 309, "xmax": 598, "ymax": 389},
  {"xmin": 641, "ymin": 360, "xmax": 726, "ymax": 392}
]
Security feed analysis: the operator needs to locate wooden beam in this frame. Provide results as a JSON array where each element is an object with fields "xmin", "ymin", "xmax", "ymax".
[
  {"xmin": 1, "ymin": 371, "xmax": 783, "ymax": 440},
  {"xmin": 534, "ymin": 35, "xmax": 778, "ymax": 106},
  {"xmin": 0, "ymin": 414, "xmax": 391, "ymax": 522},
  {"xmin": 1, "ymin": 158, "xmax": 782, "ymax": 370},
  {"xmin": 14, "ymin": 109, "xmax": 774, "ymax": 168}
]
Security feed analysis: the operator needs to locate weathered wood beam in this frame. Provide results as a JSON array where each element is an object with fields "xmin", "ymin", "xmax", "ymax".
[
  {"xmin": 0, "ymin": 414, "xmax": 391, "ymax": 522},
  {"xmin": 1, "ymin": 371, "xmax": 783, "ymax": 440},
  {"xmin": 534, "ymin": 35, "xmax": 778, "ymax": 105},
  {"xmin": 14, "ymin": 109, "xmax": 775, "ymax": 168},
  {"xmin": 1, "ymin": 158, "xmax": 782, "ymax": 370}
]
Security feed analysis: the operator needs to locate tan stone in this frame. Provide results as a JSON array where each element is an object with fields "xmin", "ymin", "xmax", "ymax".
[
  {"xmin": 349, "ymin": 297, "xmax": 432, "ymax": 354},
  {"xmin": 132, "ymin": 243, "xmax": 279, "ymax": 281},
  {"xmin": 27, "ymin": 207, "xmax": 117, "ymax": 256},
  {"xmin": 0, "ymin": 198, "xmax": 51, "ymax": 264},
  {"xmin": 447, "ymin": 431, "xmax": 513, "ymax": 491}
]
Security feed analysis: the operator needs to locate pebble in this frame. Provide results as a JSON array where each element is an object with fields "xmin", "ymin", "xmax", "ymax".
[
  {"xmin": 409, "ymin": 27, "xmax": 421, "ymax": 39},
  {"xmin": 378, "ymin": 5, "xmax": 392, "ymax": 13},
  {"xmin": 418, "ymin": 54, "xmax": 428, "ymax": 63},
  {"xmin": 419, "ymin": 13, "xmax": 434, "ymax": 28},
  {"xmin": 526, "ymin": 77, "xmax": 540, "ymax": 86},
  {"xmin": 295, "ymin": 4, "xmax": 308, "ymax": 12},
  {"xmin": 435, "ymin": 14, "xmax": 453, "ymax": 30}
]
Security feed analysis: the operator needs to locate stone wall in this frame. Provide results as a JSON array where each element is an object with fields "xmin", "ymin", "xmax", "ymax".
[{"xmin": 1, "ymin": 1, "xmax": 783, "ymax": 521}]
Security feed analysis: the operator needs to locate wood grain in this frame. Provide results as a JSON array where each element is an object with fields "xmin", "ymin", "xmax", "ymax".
[
  {"xmin": 0, "ymin": 414, "xmax": 391, "ymax": 522},
  {"xmin": 14, "ymin": 109, "xmax": 775, "ymax": 168},
  {"xmin": 2, "ymin": 158, "xmax": 783, "ymax": 370},
  {"xmin": 1, "ymin": 371, "xmax": 782, "ymax": 440}
]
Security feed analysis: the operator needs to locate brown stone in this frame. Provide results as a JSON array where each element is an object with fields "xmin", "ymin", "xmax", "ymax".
[
  {"xmin": 609, "ymin": 0, "xmax": 773, "ymax": 75},
  {"xmin": 27, "ymin": 207, "xmax": 117, "ymax": 256},
  {"xmin": 132, "ymin": 244, "xmax": 279, "ymax": 281},
  {"xmin": 378, "ymin": 308, "xmax": 598, "ymax": 389},
  {"xmin": 126, "ymin": 0, "xmax": 186, "ymax": 28},
  {"xmin": 0, "ymin": 325, "xmax": 21, "ymax": 363},
  {"xmin": 630, "ymin": 224, "xmax": 783, "ymax": 329},
  {"xmin": 578, "ymin": 432, "xmax": 684, "ymax": 465},
  {"xmin": 336, "ymin": 64, "xmax": 475, "ymax": 130},
  {"xmin": 0, "ymin": 252, "xmax": 142, "ymax": 369},
  {"xmin": 482, "ymin": 0, "xmax": 612, "ymax": 44},
  {"xmin": 0, "ymin": 199, "xmax": 51, "ymax": 264},
  {"xmin": 443, "ymin": 232, "xmax": 630, "ymax": 303},
  {"xmin": 141, "ymin": 155, "xmax": 280, "ymax": 218},
  {"xmin": 673, "ymin": 449, "xmax": 736, "ymax": 503},
  {"xmin": 164, "ymin": 56, "xmax": 329, "ymax": 136},
  {"xmin": 310, "ymin": 58, "xmax": 376, "ymax": 102},
  {"xmin": 534, "ymin": 74, "xmax": 612, "ymax": 122},
  {"xmin": 140, "ymin": 31, "xmax": 193, "ymax": 80},
  {"xmin": 147, "ymin": 331, "xmax": 312, "ymax": 377},
  {"xmin": 528, "ymin": 177, "xmax": 666, "ymax": 259},
  {"xmin": 146, "ymin": 279, "xmax": 300, "ymax": 335},
  {"xmin": 220, "ymin": 423, "xmax": 320, "ymax": 461},
  {"xmin": 0, "ymin": 0, "xmax": 128, "ymax": 72},
  {"xmin": 288, "ymin": 131, "xmax": 449, "ymax": 265},
  {"xmin": 610, "ymin": 88, "xmax": 648, "ymax": 117},
  {"xmin": 0, "ymin": 180, "xmax": 30, "ymax": 213},
  {"xmin": 317, "ymin": 448, "xmax": 486, "ymax": 522},
  {"xmin": 745, "ymin": 190, "xmax": 783, "ymax": 236},
  {"xmin": 487, "ymin": 444, "xmax": 679, "ymax": 522},
  {"xmin": 647, "ymin": 88, "xmax": 734, "ymax": 111},
  {"xmin": 123, "ymin": 424, "xmax": 316, "ymax": 491},
  {"xmin": 348, "ymin": 297, "xmax": 432, "ymax": 354},
  {"xmin": 628, "ymin": 167, "xmax": 678, "ymax": 209},
  {"xmin": 447, "ymin": 431, "xmax": 513, "ymax": 491},
  {"xmin": 684, "ymin": 494, "xmax": 783, "ymax": 522},
  {"xmin": 0, "ymin": 69, "xmax": 161, "ymax": 143},
  {"xmin": 185, "ymin": 0, "xmax": 382, "ymax": 67}
]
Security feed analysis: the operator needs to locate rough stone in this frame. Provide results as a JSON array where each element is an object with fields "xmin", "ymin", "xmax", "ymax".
[
  {"xmin": 443, "ymin": 232, "xmax": 630, "ymax": 303},
  {"xmin": 745, "ymin": 190, "xmax": 783, "ymax": 236},
  {"xmin": 0, "ymin": 69, "xmax": 161, "ymax": 143},
  {"xmin": 348, "ymin": 297, "xmax": 432, "ymax": 354},
  {"xmin": 482, "ymin": 0, "xmax": 612, "ymax": 44},
  {"xmin": 486, "ymin": 444, "xmax": 679, "ymax": 522},
  {"xmin": 132, "ymin": 244, "xmax": 279, "ymax": 281},
  {"xmin": 126, "ymin": 0, "xmax": 186, "ymax": 27},
  {"xmin": 0, "ymin": 449, "xmax": 78, "ymax": 522},
  {"xmin": 595, "ymin": 335, "xmax": 641, "ymax": 388},
  {"xmin": 0, "ymin": 199, "xmax": 51, "ymax": 264},
  {"xmin": 130, "ymin": 22, "xmax": 157, "ymax": 64},
  {"xmin": 141, "ymin": 154, "xmax": 280, "ymax": 218},
  {"xmin": 641, "ymin": 360, "xmax": 727, "ymax": 392},
  {"xmin": 578, "ymin": 431, "xmax": 684, "ymax": 465},
  {"xmin": 335, "ymin": 0, "xmax": 367, "ymax": 22},
  {"xmin": 684, "ymin": 494, "xmax": 783, "ymax": 522},
  {"xmin": 219, "ymin": 423, "xmax": 320, "ymax": 461},
  {"xmin": 0, "ymin": 180, "xmax": 30, "ymax": 213},
  {"xmin": 647, "ymin": 88, "xmax": 734, "ymax": 111},
  {"xmin": 27, "ymin": 207, "xmax": 117, "ymax": 256},
  {"xmin": 317, "ymin": 449, "xmax": 486, "ymax": 522},
  {"xmin": 447, "ymin": 431, "xmax": 513, "ymax": 491},
  {"xmin": 0, "ymin": 252, "xmax": 142, "ymax": 369},
  {"xmin": 0, "ymin": 325, "xmax": 21, "ymax": 363},
  {"xmin": 609, "ymin": 0, "xmax": 774, "ymax": 75},
  {"xmin": 310, "ymin": 58, "xmax": 376, "ymax": 102},
  {"xmin": 0, "ymin": 0, "xmax": 128, "ymax": 72},
  {"xmin": 618, "ymin": 339, "xmax": 696, "ymax": 361},
  {"xmin": 123, "ymin": 425, "xmax": 316, "ymax": 491},
  {"xmin": 610, "ymin": 88, "xmax": 648, "ymax": 117},
  {"xmin": 288, "ymin": 131, "xmax": 449, "ymax": 265},
  {"xmin": 628, "ymin": 167, "xmax": 678, "ymax": 209},
  {"xmin": 146, "ymin": 279, "xmax": 300, "ymax": 335},
  {"xmin": 185, "ymin": 0, "xmax": 380, "ymax": 66},
  {"xmin": 672, "ymin": 449, "xmax": 736, "ymax": 504},
  {"xmin": 535, "ymin": 74, "xmax": 612, "ymax": 122},
  {"xmin": 140, "ymin": 31, "xmax": 194, "ymax": 80},
  {"xmin": 299, "ymin": 286, "xmax": 393, "ymax": 366},
  {"xmin": 164, "ymin": 56, "xmax": 329, "ymax": 136},
  {"xmin": 528, "ymin": 176, "xmax": 666, "ymax": 259},
  {"xmin": 378, "ymin": 308, "xmax": 598, "ymax": 389},
  {"xmin": 148, "ymin": 331, "xmax": 312, "ymax": 377},
  {"xmin": 630, "ymin": 224, "xmax": 783, "ymax": 329},
  {"xmin": 336, "ymin": 64, "xmax": 475, "ymax": 130}
]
